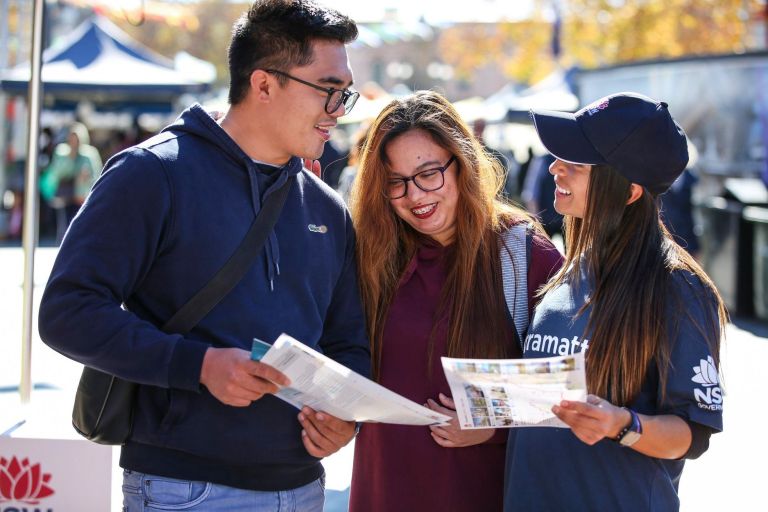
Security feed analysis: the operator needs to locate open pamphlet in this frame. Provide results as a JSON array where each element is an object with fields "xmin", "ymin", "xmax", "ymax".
[
  {"xmin": 252, "ymin": 334, "xmax": 450, "ymax": 426},
  {"xmin": 441, "ymin": 351, "xmax": 587, "ymax": 429}
]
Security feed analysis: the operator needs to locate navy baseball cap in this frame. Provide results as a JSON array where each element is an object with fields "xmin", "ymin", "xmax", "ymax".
[{"xmin": 530, "ymin": 92, "xmax": 688, "ymax": 195}]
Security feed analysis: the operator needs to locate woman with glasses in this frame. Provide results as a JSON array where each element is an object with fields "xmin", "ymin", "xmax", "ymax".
[
  {"xmin": 347, "ymin": 91, "xmax": 563, "ymax": 511},
  {"xmin": 503, "ymin": 93, "xmax": 726, "ymax": 511}
]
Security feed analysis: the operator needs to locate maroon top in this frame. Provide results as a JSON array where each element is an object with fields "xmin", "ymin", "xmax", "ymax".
[{"xmin": 349, "ymin": 232, "xmax": 563, "ymax": 512}]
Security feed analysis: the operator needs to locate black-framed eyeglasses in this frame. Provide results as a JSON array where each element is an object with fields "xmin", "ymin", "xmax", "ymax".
[
  {"xmin": 265, "ymin": 69, "xmax": 359, "ymax": 115},
  {"xmin": 386, "ymin": 156, "xmax": 457, "ymax": 199}
]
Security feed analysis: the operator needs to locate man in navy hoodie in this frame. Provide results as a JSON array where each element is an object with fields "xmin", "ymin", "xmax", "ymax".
[{"xmin": 38, "ymin": 1, "xmax": 370, "ymax": 510}]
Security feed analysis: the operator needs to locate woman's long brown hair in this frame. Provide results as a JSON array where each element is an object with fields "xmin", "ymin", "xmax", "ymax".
[
  {"xmin": 350, "ymin": 91, "xmax": 540, "ymax": 379},
  {"xmin": 540, "ymin": 164, "xmax": 727, "ymax": 405}
]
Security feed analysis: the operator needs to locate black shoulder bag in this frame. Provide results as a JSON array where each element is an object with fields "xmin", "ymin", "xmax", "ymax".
[{"xmin": 72, "ymin": 177, "xmax": 294, "ymax": 445}]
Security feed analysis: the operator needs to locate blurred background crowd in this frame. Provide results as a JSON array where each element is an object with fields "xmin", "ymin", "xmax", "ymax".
[{"xmin": 1, "ymin": 0, "xmax": 767, "ymax": 323}]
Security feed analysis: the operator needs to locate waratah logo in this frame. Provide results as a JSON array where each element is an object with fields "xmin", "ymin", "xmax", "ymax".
[
  {"xmin": 691, "ymin": 356, "xmax": 719, "ymax": 386},
  {"xmin": 0, "ymin": 456, "xmax": 55, "ymax": 504}
]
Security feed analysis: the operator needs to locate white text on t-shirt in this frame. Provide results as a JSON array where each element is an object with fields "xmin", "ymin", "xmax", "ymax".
[{"xmin": 524, "ymin": 332, "xmax": 590, "ymax": 356}]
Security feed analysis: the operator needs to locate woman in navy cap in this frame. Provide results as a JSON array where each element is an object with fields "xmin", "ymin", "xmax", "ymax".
[{"xmin": 504, "ymin": 92, "xmax": 727, "ymax": 511}]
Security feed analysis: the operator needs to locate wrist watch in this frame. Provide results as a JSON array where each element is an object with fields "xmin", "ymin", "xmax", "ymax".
[{"xmin": 615, "ymin": 407, "xmax": 642, "ymax": 447}]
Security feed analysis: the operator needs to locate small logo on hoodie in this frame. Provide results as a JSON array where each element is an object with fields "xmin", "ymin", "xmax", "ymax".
[{"xmin": 308, "ymin": 224, "xmax": 328, "ymax": 234}]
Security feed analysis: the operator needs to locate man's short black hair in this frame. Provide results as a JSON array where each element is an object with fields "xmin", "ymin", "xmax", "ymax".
[{"xmin": 228, "ymin": 0, "xmax": 358, "ymax": 105}]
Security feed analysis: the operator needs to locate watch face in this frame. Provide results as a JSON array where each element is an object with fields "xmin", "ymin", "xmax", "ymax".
[{"xmin": 619, "ymin": 430, "xmax": 642, "ymax": 447}]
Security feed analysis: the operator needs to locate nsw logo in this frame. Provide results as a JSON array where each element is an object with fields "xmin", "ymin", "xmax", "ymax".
[
  {"xmin": 691, "ymin": 355, "xmax": 722, "ymax": 411},
  {"xmin": 0, "ymin": 456, "xmax": 55, "ymax": 505}
]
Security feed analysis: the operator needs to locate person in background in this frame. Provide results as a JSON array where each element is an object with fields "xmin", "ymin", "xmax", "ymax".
[
  {"xmin": 317, "ymin": 138, "xmax": 347, "ymax": 188},
  {"xmin": 473, "ymin": 117, "xmax": 515, "ymax": 199},
  {"xmin": 505, "ymin": 92, "xmax": 727, "ymax": 512},
  {"xmin": 38, "ymin": 1, "xmax": 369, "ymax": 510},
  {"xmin": 40, "ymin": 122, "xmax": 101, "ymax": 240},
  {"xmin": 37, "ymin": 127, "xmax": 59, "ymax": 240},
  {"xmin": 348, "ymin": 90, "xmax": 562, "ymax": 512},
  {"xmin": 335, "ymin": 122, "xmax": 371, "ymax": 204},
  {"xmin": 521, "ymin": 152, "xmax": 563, "ymax": 239},
  {"xmin": 515, "ymin": 146, "xmax": 534, "ymax": 202},
  {"xmin": 660, "ymin": 144, "xmax": 701, "ymax": 259}
]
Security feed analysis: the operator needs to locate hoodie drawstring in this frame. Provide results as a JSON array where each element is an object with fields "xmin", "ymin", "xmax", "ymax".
[{"xmin": 266, "ymin": 230, "xmax": 280, "ymax": 292}]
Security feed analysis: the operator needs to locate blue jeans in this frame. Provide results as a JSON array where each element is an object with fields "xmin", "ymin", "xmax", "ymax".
[{"xmin": 122, "ymin": 469, "xmax": 325, "ymax": 511}]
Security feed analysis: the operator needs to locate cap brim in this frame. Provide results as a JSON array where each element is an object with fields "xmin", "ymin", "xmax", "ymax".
[{"xmin": 530, "ymin": 109, "xmax": 607, "ymax": 166}]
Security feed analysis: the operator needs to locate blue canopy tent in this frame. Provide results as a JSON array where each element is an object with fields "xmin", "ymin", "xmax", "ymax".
[
  {"xmin": 0, "ymin": 11, "xmax": 215, "ymax": 404},
  {"xmin": 0, "ymin": 15, "xmax": 213, "ymax": 112}
]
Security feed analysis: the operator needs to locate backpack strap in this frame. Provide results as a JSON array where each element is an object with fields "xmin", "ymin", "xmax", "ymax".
[
  {"xmin": 162, "ymin": 176, "xmax": 294, "ymax": 334},
  {"xmin": 499, "ymin": 224, "xmax": 530, "ymax": 343}
]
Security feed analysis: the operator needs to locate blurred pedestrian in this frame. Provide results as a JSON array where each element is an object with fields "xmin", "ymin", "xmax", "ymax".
[
  {"xmin": 335, "ymin": 123, "xmax": 370, "ymax": 203},
  {"xmin": 521, "ymin": 152, "xmax": 563, "ymax": 238},
  {"xmin": 39, "ymin": 1, "xmax": 369, "ymax": 510},
  {"xmin": 505, "ymin": 92, "xmax": 727, "ymax": 512},
  {"xmin": 515, "ymin": 146, "xmax": 534, "ymax": 201},
  {"xmin": 473, "ymin": 117, "xmax": 514, "ymax": 198},
  {"xmin": 348, "ymin": 91, "xmax": 562, "ymax": 512},
  {"xmin": 317, "ymin": 138, "xmax": 347, "ymax": 187},
  {"xmin": 38, "ymin": 126, "xmax": 56, "ymax": 168},
  {"xmin": 660, "ymin": 143, "xmax": 701, "ymax": 258},
  {"xmin": 37, "ymin": 127, "xmax": 58, "ymax": 240},
  {"xmin": 40, "ymin": 122, "xmax": 101, "ymax": 241}
]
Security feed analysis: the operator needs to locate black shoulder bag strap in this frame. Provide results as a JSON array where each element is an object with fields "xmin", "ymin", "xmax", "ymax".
[
  {"xmin": 72, "ymin": 175, "xmax": 294, "ymax": 445},
  {"xmin": 163, "ymin": 175, "xmax": 294, "ymax": 333}
]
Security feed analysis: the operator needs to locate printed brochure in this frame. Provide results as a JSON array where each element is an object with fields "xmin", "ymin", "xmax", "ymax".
[
  {"xmin": 441, "ymin": 352, "xmax": 587, "ymax": 429},
  {"xmin": 252, "ymin": 334, "xmax": 450, "ymax": 426}
]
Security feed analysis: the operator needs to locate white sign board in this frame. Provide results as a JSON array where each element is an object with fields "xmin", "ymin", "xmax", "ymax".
[{"xmin": 0, "ymin": 436, "xmax": 112, "ymax": 512}]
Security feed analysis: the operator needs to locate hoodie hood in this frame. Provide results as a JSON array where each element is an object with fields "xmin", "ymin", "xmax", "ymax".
[
  {"xmin": 163, "ymin": 103, "xmax": 303, "ymax": 180},
  {"xmin": 164, "ymin": 103, "xmax": 301, "ymax": 291}
]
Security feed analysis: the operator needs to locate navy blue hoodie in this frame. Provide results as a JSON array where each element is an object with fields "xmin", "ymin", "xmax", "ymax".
[{"xmin": 38, "ymin": 104, "xmax": 371, "ymax": 491}]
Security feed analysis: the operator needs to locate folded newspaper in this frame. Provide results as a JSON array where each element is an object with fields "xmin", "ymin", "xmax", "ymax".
[
  {"xmin": 441, "ymin": 352, "xmax": 587, "ymax": 429},
  {"xmin": 252, "ymin": 334, "xmax": 450, "ymax": 426}
]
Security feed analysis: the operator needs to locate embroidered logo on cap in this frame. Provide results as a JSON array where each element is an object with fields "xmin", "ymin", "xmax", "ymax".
[
  {"xmin": 308, "ymin": 224, "xmax": 328, "ymax": 234},
  {"xmin": 585, "ymin": 99, "xmax": 610, "ymax": 116}
]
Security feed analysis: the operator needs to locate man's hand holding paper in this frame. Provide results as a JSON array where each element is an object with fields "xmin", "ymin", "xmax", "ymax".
[
  {"xmin": 201, "ymin": 346, "xmax": 290, "ymax": 407},
  {"xmin": 298, "ymin": 406, "xmax": 357, "ymax": 457},
  {"xmin": 252, "ymin": 334, "xmax": 451, "ymax": 426}
]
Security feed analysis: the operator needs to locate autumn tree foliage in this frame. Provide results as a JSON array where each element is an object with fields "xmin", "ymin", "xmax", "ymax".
[
  {"xmin": 111, "ymin": 1, "xmax": 250, "ymax": 87},
  {"xmin": 439, "ymin": 0, "xmax": 766, "ymax": 85}
]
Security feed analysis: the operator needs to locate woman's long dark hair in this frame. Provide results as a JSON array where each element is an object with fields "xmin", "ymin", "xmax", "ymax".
[{"xmin": 541, "ymin": 164, "xmax": 727, "ymax": 405}]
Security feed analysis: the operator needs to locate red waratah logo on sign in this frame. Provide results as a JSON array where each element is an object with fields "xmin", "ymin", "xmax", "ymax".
[{"xmin": 0, "ymin": 456, "xmax": 55, "ymax": 504}]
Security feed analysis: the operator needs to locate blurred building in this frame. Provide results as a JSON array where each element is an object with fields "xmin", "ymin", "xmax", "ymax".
[
  {"xmin": 576, "ymin": 52, "xmax": 767, "ymax": 184},
  {"xmin": 348, "ymin": 22, "xmax": 511, "ymax": 101}
]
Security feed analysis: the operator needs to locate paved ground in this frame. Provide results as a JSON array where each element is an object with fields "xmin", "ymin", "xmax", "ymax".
[{"xmin": 1, "ymin": 246, "xmax": 765, "ymax": 511}]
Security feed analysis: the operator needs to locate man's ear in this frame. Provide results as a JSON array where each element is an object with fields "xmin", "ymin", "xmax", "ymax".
[
  {"xmin": 249, "ymin": 69, "xmax": 273, "ymax": 104},
  {"xmin": 627, "ymin": 183, "xmax": 644, "ymax": 205}
]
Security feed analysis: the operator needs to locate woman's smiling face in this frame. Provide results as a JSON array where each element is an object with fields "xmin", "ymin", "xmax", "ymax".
[
  {"xmin": 548, "ymin": 158, "xmax": 592, "ymax": 218},
  {"xmin": 386, "ymin": 129, "xmax": 459, "ymax": 246}
]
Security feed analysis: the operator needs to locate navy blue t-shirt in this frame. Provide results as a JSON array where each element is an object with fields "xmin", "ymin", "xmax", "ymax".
[{"xmin": 504, "ymin": 266, "xmax": 723, "ymax": 512}]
